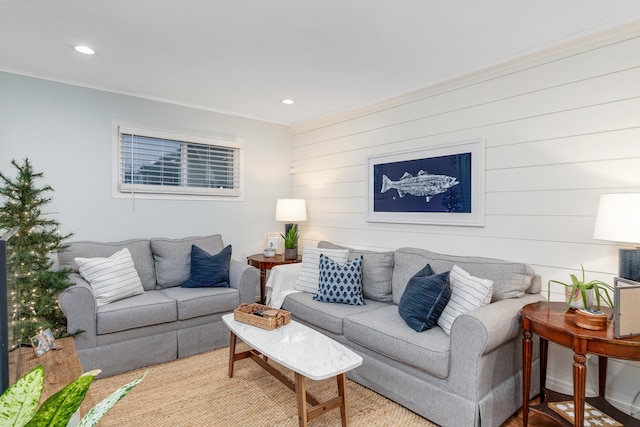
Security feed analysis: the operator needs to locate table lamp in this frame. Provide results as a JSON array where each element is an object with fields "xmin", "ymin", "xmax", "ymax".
[
  {"xmin": 275, "ymin": 198, "xmax": 307, "ymax": 236},
  {"xmin": 593, "ymin": 193, "xmax": 640, "ymax": 282}
]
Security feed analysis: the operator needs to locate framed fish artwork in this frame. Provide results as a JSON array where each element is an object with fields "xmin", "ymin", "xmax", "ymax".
[{"xmin": 367, "ymin": 139, "xmax": 485, "ymax": 226}]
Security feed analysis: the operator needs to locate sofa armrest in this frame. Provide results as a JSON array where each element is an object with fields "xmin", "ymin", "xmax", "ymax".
[
  {"xmin": 452, "ymin": 293, "xmax": 545, "ymax": 355},
  {"xmin": 265, "ymin": 263, "xmax": 302, "ymax": 308},
  {"xmin": 58, "ymin": 273, "xmax": 98, "ymax": 349},
  {"xmin": 228, "ymin": 259, "xmax": 259, "ymax": 304},
  {"xmin": 447, "ymin": 293, "xmax": 545, "ymax": 399}
]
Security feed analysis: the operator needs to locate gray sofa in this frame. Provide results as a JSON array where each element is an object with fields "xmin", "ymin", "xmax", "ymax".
[
  {"xmin": 272, "ymin": 242, "xmax": 543, "ymax": 427},
  {"xmin": 58, "ymin": 234, "xmax": 259, "ymax": 377}
]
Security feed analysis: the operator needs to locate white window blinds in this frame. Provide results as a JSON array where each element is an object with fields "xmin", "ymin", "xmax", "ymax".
[{"xmin": 115, "ymin": 124, "xmax": 242, "ymax": 198}]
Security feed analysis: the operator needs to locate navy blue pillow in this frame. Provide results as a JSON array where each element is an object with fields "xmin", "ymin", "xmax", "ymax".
[
  {"xmin": 313, "ymin": 254, "xmax": 365, "ymax": 305},
  {"xmin": 181, "ymin": 244, "xmax": 231, "ymax": 288},
  {"xmin": 398, "ymin": 265, "xmax": 450, "ymax": 332}
]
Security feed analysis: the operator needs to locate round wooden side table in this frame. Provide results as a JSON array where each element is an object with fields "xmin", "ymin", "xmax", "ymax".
[{"xmin": 521, "ymin": 301, "xmax": 640, "ymax": 426}]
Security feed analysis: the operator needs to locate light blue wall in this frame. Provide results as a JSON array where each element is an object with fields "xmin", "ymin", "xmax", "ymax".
[{"xmin": 0, "ymin": 72, "xmax": 293, "ymax": 261}]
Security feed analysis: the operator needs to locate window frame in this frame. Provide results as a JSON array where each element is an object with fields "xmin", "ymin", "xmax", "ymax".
[{"xmin": 112, "ymin": 122, "xmax": 244, "ymax": 201}]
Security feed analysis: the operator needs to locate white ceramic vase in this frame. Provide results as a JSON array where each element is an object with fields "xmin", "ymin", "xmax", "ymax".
[{"xmin": 565, "ymin": 287, "xmax": 594, "ymax": 310}]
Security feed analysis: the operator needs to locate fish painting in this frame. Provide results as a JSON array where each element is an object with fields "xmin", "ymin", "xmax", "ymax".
[{"xmin": 381, "ymin": 170, "xmax": 458, "ymax": 202}]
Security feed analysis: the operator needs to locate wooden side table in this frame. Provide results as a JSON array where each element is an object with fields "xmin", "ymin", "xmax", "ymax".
[
  {"xmin": 247, "ymin": 253, "xmax": 301, "ymax": 303},
  {"xmin": 521, "ymin": 301, "xmax": 640, "ymax": 426},
  {"xmin": 9, "ymin": 337, "xmax": 89, "ymax": 405}
]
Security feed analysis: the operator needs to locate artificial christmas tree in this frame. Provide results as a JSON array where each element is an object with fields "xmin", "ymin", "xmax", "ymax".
[{"xmin": 0, "ymin": 159, "xmax": 73, "ymax": 346}]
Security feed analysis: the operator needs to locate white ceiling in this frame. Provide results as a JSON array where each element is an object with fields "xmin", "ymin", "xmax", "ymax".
[{"xmin": 2, "ymin": 1, "xmax": 640, "ymax": 125}]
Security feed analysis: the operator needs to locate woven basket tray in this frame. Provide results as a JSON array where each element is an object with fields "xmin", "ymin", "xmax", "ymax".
[{"xmin": 233, "ymin": 303, "xmax": 291, "ymax": 330}]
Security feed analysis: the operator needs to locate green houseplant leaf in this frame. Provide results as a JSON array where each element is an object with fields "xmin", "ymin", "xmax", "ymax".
[
  {"xmin": 0, "ymin": 366, "xmax": 144, "ymax": 427},
  {"xmin": 281, "ymin": 224, "xmax": 298, "ymax": 249},
  {"xmin": 77, "ymin": 371, "xmax": 146, "ymax": 427},
  {"xmin": 0, "ymin": 365, "xmax": 44, "ymax": 427},
  {"xmin": 25, "ymin": 369, "xmax": 101, "ymax": 427}
]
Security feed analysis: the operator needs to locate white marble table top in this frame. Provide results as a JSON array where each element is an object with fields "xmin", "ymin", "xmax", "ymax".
[{"xmin": 222, "ymin": 313, "xmax": 363, "ymax": 380}]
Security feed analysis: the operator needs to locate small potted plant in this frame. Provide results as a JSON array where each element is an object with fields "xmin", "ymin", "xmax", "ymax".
[
  {"xmin": 548, "ymin": 264, "xmax": 614, "ymax": 313},
  {"xmin": 281, "ymin": 224, "xmax": 299, "ymax": 260}
]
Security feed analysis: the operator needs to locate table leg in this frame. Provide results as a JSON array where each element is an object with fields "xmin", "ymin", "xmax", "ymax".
[
  {"xmin": 573, "ymin": 352, "xmax": 587, "ymax": 427},
  {"xmin": 598, "ymin": 355, "xmax": 608, "ymax": 398},
  {"xmin": 259, "ymin": 268, "xmax": 267, "ymax": 304},
  {"xmin": 337, "ymin": 373, "xmax": 348, "ymax": 427},
  {"xmin": 522, "ymin": 329, "xmax": 533, "ymax": 426},
  {"xmin": 295, "ymin": 372, "xmax": 308, "ymax": 427},
  {"xmin": 228, "ymin": 331, "xmax": 237, "ymax": 378},
  {"xmin": 540, "ymin": 337, "xmax": 548, "ymax": 402}
]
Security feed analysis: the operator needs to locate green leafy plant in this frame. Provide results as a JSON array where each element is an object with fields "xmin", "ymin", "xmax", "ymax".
[
  {"xmin": 281, "ymin": 224, "xmax": 298, "ymax": 249},
  {"xmin": 0, "ymin": 365, "xmax": 145, "ymax": 427},
  {"xmin": 547, "ymin": 264, "xmax": 614, "ymax": 313}
]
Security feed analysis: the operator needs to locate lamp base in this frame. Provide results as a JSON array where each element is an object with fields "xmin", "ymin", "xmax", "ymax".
[
  {"xmin": 619, "ymin": 248, "xmax": 640, "ymax": 283},
  {"xmin": 284, "ymin": 223, "xmax": 294, "ymax": 236}
]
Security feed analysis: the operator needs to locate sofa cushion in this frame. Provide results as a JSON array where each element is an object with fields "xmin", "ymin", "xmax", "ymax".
[
  {"xmin": 96, "ymin": 291, "xmax": 177, "ymax": 335},
  {"xmin": 160, "ymin": 286, "xmax": 239, "ymax": 320},
  {"xmin": 151, "ymin": 235, "xmax": 225, "ymax": 288},
  {"xmin": 318, "ymin": 242, "xmax": 394, "ymax": 303},
  {"xmin": 313, "ymin": 255, "xmax": 365, "ymax": 306},
  {"xmin": 59, "ymin": 239, "xmax": 156, "ymax": 291},
  {"xmin": 75, "ymin": 248, "xmax": 145, "ymax": 306},
  {"xmin": 294, "ymin": 247, "xmax": 350, "ymax": 293},
  {"xmin": 282, "ymin": 292, "xmax": 388, "ymax": 335},
  {"xmin": 398, "ymin": 267, "xmax": 450, "ymax": 332},
  {"xmin": 343, "ymin": 304, "xmax": 451, "ymax": 379},
  {"xmin": 181, "ymin": 245, "xmax": 231, "ymax": 288},
  {"xmin": 392, "ymin": 247, "xmax": 534, "ymax": 303},
  {"xmin": 437, "ymin": 265, "xmax": 493, "ymax": 335}
]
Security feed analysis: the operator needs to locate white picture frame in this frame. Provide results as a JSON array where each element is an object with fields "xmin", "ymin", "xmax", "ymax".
[
  {"xmin": 264, "ymin": 232, "xmax": 282, "ymax": 254},
  {"xmin": 367, "ymin": 139, "xmax": 485, "ymax": 227}
]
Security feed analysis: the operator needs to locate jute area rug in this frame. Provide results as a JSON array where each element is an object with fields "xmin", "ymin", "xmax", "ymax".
[{"xmin": 84, "ymin": 346, "xmax": 439, "ymax": 426}]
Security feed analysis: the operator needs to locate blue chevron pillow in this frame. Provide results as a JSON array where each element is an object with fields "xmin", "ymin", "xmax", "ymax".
[{"xmin": 313, "ymin": 254, "xmax": 365, "ymax": 305}]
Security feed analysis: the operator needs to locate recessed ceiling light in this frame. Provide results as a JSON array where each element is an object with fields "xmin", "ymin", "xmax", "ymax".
[
  {"xmin": 73, "ymin": 45, "xmax": 96, "ymax": 55},
  {"xmin": 281, "ymin": 99, "xmax": 295, "ymax": 105}
]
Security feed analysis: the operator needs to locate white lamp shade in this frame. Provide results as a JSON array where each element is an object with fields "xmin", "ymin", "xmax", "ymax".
[
  {"xmin": 275, "ymin": 199, "xmax": 307, "ymax": 222},
  {"xmin": 593, "ymin": 193, "xmax": 640, "ymax": 244}
]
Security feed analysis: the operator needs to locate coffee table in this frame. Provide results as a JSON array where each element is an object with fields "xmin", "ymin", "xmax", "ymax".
[{"xmin": 222, "ymin": 313, "xmax": 363, "ymax": 426}]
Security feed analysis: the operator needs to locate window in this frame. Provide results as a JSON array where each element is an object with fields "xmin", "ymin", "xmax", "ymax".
[{"xmin": 113, "ymin": 124, "xmax": 243, "ymax": 199}]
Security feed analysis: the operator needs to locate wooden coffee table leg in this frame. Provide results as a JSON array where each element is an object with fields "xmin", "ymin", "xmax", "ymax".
[
  {"xmin": 337, "ymin": 373, "xmax": 348, "ymax": 426},
  {"xmin": 228, "ymin": 331, "xmax": 237, "ymax": 378},
  {"xmin": 295, "ymin": 372, "xmax": 308, "ymax": 427}
]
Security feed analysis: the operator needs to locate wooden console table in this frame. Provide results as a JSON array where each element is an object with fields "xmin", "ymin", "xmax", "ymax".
[
  {"xmin": 521, "ymin": 301, "xmax": 640, "ymax": 426},
  {"xmin": 9, "ymin": 337, "xmax": 86, "ymax": 403},
  {"xmin": 247, "ymin": 253, "xmax": 301, "ymax": 303}
]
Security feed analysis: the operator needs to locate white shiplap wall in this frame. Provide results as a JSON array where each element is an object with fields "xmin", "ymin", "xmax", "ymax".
[{"xmin": 291, "ymin": 25, "xmax": 640, "ymax": 414}]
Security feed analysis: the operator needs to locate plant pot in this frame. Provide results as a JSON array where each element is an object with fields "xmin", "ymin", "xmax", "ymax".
[
  {"xmin": 565, "ymin": 287, "xmax": 594, "ymax": 310},
  {"xmin": 284, "ymin": 248, "xmax": 298, "ymax": 260}
]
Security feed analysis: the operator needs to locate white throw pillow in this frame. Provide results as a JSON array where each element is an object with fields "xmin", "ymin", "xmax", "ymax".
[
  {"xmin": 437, "ymin": 264, "xmax": 493, "ymax": 335},
  {"xmin": 75, "ymin": 248, "xmax": 144, "ymax": 307},
  {"xmin": 294, "ymin": 247, "xmax": 350, "ymax": 293}
]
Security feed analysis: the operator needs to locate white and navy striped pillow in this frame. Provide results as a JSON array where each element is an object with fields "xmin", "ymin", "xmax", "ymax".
[
  {"xmin": 437, "ymin": 264, "xmax": 493, "ymax": 335},
  {"xmin": 75, "ymin": 248, "xmax": 144, "ymax": 306},
  {"xmin": 294, "ymin": 247, "xmax": 350, "ymax": 293}
]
